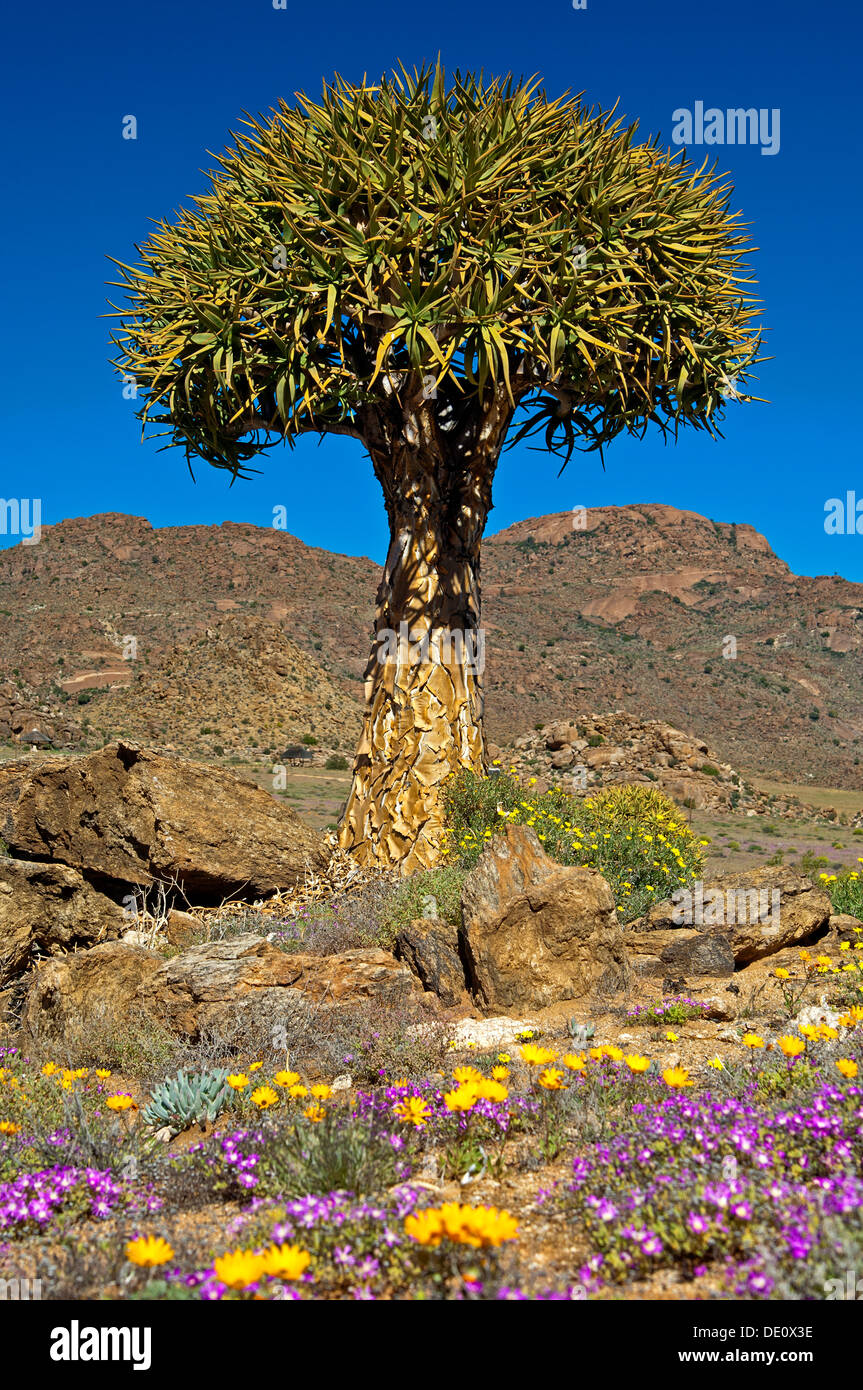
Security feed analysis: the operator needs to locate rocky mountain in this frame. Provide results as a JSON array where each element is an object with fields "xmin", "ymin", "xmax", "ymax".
[
  {"xmin": 480, "ymin": 504, "xmax": 863, "ymax": 789},
  {"xmin": 82, "ymin": 615, "xmax": 363, "ymax": 761},
  {"xmin": 1, "ymin": 504, "xmax": 861, "ymax": 788}
]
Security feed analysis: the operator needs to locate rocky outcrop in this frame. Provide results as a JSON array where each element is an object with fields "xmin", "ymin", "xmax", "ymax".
[
  {"xmin": 459, "ymin": 824, "xmax": 631, "ymax": 1011},
  {"xmin": 22, "ymin": 941, "xmax": 163, "ymax": 1046},
  {"xmin": 509, "ymin": 711, "xmax": 739, "ymax": 810},
  {"xmin": 625, "ymin": 927, "xmax": 735, "ymax": 978},
  {"xmin": 634, "ymin": 866, "xmax": 831, "ymax": 965},
  {"xmin": 0, "ymin": 742, "xmax": 325, "ymax": 901},
  {"xmin": 0, "ymin": 857, "xmax": 127, "ymax": 985},
  {"xmin": 22, "ymin": 936, "xmax": 418, "ymax": 1046},
  {"xmin": 395, "ymin": 918, "xmax": 468, "ymax": 1007}
]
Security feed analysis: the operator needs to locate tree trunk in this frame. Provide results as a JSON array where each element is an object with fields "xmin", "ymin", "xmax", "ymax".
[{"xmin": 339, "ymin": 395, "xmax": 510, "ymax": 872}]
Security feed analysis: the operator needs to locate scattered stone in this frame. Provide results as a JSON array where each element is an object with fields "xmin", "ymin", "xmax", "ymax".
[
  {"xmin": 330, "ymin": 1074, "xmax": 352, "ymax": 1092},
  {"xmin": 697, "ymin": 995, "xmax": 737, "ymax": 1022},
  {"xmin": 794, "ymin": 1003, "xmax": 845, "ymax": 1032},
  {"xmin": 122, "ymin": 929, "xmax": 162, "ymax": 949}
]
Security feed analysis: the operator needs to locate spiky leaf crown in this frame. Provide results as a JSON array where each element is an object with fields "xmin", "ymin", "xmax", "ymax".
[{"xmin": 110, "ymin": 64, "xmax": 764, "ymax": 478}]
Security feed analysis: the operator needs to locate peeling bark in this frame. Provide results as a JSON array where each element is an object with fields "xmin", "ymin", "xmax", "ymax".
[{"xmin": 339, "ymin": 389, "xmax": 513, "ymax": 871}]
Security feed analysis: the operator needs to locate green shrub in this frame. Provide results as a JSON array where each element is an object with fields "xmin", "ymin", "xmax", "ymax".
[
  {"xmin": 325, "ymin": 754, "xmax": 349, "ymax": 770},
  {"xmin": 822, "ymin": 867, "xmax": 863, "ymax": 920},
  {"xmin": 376, "ymin": 863, "xmax": 467, "ymax": 947},
  {"xmin": 798, "ymin": 850, "xmax": 831, "ymax": 878},
  {"xmin": 442, "ymin": 772, "xmax": 703, "ymax": 922}
]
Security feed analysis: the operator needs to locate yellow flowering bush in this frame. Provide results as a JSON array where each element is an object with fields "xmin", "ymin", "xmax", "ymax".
[
  {"xmin": 442, "ymin": 771, "xmax": 703, "ymax": 921},
  {"xmin": 821, "ymin": 863, "xmax": 863, "ymax": 919}
]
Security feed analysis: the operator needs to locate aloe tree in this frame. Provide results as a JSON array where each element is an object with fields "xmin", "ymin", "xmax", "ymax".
[{"xmin": 111, "ymin": 65, "xmax": 762, "ymax": 872}]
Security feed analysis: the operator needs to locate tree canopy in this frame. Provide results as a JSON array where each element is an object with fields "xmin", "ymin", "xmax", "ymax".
[{"xmin": 110, "ymin": 64, "xmax": 763, "ymax": 479}]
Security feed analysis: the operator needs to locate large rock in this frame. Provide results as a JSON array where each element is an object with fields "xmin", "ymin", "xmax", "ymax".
[
  {"xmin": 459, "ymin": 825, "xmax": 631, "ymax": 1011},
  {"xmin": 22, "ymin": 941, "xmax": 163, "ymax": 1046},
  {"xmin": 828, "ymin": 913, "xmax": 863, "ymax": 942},
  {"xmin": 395, "ymin": 918, "xmax": 467, "ymax": 1007},
  {"xmin": 656, "ymin": 772, "xmax": 716, "ymax": 810},
  {"xmin": 0, "ymin": 857, "xmax": 127, "ymax": 985},
  {"xmin": 23, "ymin": 936, "xmax": 418, "ymax": 1045},
  {"xmin": 626, "ymin": 927, "xmax": 735, "ymax": 978},
  {"xmin": 638, "ymin": 866, "xmax": 830, "ymax": 964},
  {"xmin": 0, "ymin": 742, "xmax": 324, "ymax": 901}
]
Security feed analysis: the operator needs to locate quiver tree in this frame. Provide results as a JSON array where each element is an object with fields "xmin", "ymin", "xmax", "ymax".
[{"xmin": 110, "ymin": 65, "xmax": 763, "ymax": 872}]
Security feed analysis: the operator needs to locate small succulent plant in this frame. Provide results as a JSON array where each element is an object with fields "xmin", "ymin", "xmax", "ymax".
[
  {"xmin": 142, "ymin": 1068, "xmax": 234, "ymax": 1131},
  {"xmin": 568, "ymin": 1019, "xmax": 596, "ymax": 1045}
]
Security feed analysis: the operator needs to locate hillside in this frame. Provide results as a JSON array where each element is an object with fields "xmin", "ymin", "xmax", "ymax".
[
  {"xmin": 82, "ymin": 615, "xmax": 363, "ymax": 761},
  {"xmin": 1, "ymin": 505, "xmax": 861, "ymax": 788},
  {"xmin": 480, "ymin": 505, "xmax": 863, "ymax": 788}
]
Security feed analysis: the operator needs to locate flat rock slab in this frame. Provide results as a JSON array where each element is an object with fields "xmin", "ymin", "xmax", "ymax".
[
  {"xmin": 22, "ymin": 935, "xmax": 418, "ymax": 1046},
  {"xmin": 447, "ymin": 1016, "xmax": 542, "ymax": 1050}
]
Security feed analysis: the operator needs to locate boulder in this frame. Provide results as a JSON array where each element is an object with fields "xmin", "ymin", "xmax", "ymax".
[
  {"xmin": 0, "ymin": 741, "xmax": 325, "ymax": 901},
  {"xmin": 656, "ymin": 773, "xmax": 715, "ymax": 810},
  {"xmin": 22, "ymin": 941, "xmax": 163, "ymax": 1046},
  {"xmin": 23, "ymin": 936, "xmax": 418, "ymax": 1046},
  {"xmin": 459, "ymin": 824, "xmax": 631, "ymax": 1010},
  {"xmin": 550, "ymin": 746, "xmax": 575, "ymax": 770},
  {"xmin": 0, "ymin": 857, "xmax": 127, "ymax": 985},
  {"xmin": 585, "ymin": 746, "xmax": 618, "ymax": 769},
  {"xmin": 395, "ymin": 918, "xmax": 467, "ymax": 1007},
  {"xmin": 164, "ymin": 909, "xmax": 202, "ymax": 948},
  {"xmin": 636, "ymin": 867, "xmax": 831, "ymax": 964},
  {"xmin": 626, "ymin": 928, "xmax": 735, "ymax": 978},
  {"xmin": 545, "ymin": 721, "xmax": 580, "ymax": 751},
  {"xmin": 828, "ymin": 913, "xmax": 863, "ymax": 943}
]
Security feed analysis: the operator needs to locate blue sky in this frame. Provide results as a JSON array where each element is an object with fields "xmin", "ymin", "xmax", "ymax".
[{"xmin": 4, "ymin": 0, "xmax": 862, "ymax": 576}]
